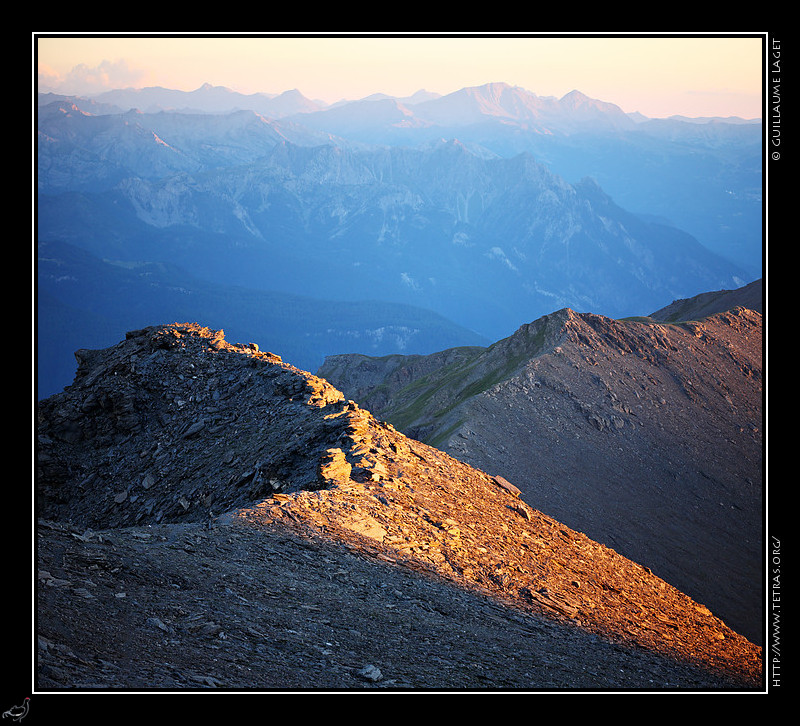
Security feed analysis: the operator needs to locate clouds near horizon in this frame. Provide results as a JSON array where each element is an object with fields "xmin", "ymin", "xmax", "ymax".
[{"xmin": 38, "ymin": 58, "xmax": 151, "ymax": 96}]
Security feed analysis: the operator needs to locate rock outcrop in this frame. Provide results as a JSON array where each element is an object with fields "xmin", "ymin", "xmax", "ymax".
[{"xmin": 35, "ymin": 323, "xmax": 763, "ymax": 691}]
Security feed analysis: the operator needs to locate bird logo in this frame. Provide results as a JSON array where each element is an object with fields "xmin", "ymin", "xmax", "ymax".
[{"xmin": 2, "ymin": 698, "xmax": 29, "ymax": 722}]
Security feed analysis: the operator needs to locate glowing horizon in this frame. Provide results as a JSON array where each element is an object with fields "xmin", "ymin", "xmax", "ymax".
[{"xmin": 35, "ymin": 33, "xmax": 765, "ymax": 120}]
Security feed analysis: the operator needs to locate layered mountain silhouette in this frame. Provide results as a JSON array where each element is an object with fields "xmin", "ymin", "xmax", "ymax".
[
  {"xmin": 35, "ymin": 321, "xmax": 763, "ymax": 690},
  {"xmin": 36, "ymin": 82, "xmax": 758, "ymax": 398},
  {"xmin": 39, "ymin": 81, "xmax": 760, "ymax": 272},
  {"xmin": 318, "ymin": 283, "xmax": 764, "ymax": 646},
  {"xmin": 37, "ymin": 238, "xmax": 490, "ymax": 400}
]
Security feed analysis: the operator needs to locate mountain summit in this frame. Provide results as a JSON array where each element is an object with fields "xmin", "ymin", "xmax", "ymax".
[
  {"xmin": 36, "ymin": 323, "xmax": 762, "ymax": 690},
  {"xmin": 397, "ymin": 82, "xmax": 636, "ymax": 133}
]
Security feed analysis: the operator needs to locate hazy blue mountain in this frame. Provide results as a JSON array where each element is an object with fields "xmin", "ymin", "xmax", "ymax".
[
  {"xmin": 39, "ymin": 83, "xmax": 762, "ymax": 277},
  {"xmin": 285, "ymin": 83, "xmax": 762, "ymax": 276},
  {"xmin": 37, "ymin": 98, "xmax": 339, "ymax": 193},
  {"xmin": 37, "ymin": 239, "xmax": 489, "ymax": 399},
  {"xmin": 36, "ymin": 82, "xmax": 760, "ymax": 398},
  {"xmin": 37, "ymin": 113, "xmax": 749, "ymax": 333},
  {"xmin": 89, "ymin": 83, "xmax": 326, "ymax": 117}
]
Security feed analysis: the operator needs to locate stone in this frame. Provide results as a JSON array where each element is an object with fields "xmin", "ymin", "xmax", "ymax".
[
  {"xmin": 342, "ymin": 514, "xmax": 387, "ymax": 542},
  {"xmin": 358, "ymin": 664, "xmax": 382, "ymax": 682},
  {"xmin": 182, "ymin": 419, "xmax": 206, "ymax": 438},
  {"xmin": 513, "ymin": 503, "xmax": 531, "ymax": 520},
  {"xmin": 145, "ymin": 617, "xmax": 169, "ymax": 632},
  {"xmin": 492, "ymin": 475, "xmax": 521, "ymax": 497}
]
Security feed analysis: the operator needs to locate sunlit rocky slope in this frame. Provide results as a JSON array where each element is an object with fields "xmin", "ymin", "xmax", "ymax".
[
  {"xmin": 319, "ymin": 294, "xmax": 764, "ymax": 646},
  {"xmin": 36, "ymin": 323, "xmax": 762, "ymax": 690}
]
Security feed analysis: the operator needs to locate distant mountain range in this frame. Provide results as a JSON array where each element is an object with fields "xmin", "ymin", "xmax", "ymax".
[
  {"xmin": 37, "ymin": 81, "xmax": 763, "ymax": 273},
  {"xmin": 36, "ymin": 81, "xmax": 762, "ymax": 398},
  {"xmin": 44, "ymin": 80, "xmax": 760, "ymax": 129}
]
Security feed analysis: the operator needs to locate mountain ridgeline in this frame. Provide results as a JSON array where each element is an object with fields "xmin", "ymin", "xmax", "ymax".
[
  {"xmin": 37, "ymin": 82, "xmax": 760, "ymax": 399},
  {"xmin": 36, "ymin": 320, "xmax": 763, "ymax": 690}
]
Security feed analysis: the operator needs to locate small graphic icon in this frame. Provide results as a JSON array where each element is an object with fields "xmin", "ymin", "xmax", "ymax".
[{"xmin": 2, "ymin": 698, "xmax": 29, "ymax": 722}]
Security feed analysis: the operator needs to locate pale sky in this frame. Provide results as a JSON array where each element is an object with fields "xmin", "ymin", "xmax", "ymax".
[{"xmin": 35, "ymin": 33, "xmax": 765, "ymax": 119}]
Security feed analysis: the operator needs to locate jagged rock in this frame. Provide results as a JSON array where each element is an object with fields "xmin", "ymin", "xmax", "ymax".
[
  {"xmin": 318, "ymin": 448, "xmax": 353, "ymax": 487},
  {"xmin": 36, "ymin": 323, "xmax": 355, "ymax": 527},
  {"xmin": 358, "ymin": 664, "xmax": 382, "ymax": 682}
]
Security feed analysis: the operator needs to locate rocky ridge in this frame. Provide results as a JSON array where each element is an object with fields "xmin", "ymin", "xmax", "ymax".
[
  {"xmin": 649, "ymin": 278, "xmax": 763, "ymax": 322},
  {"xmin": 35, "ymin": 323, "xmax": 763, "ymax": 691}
]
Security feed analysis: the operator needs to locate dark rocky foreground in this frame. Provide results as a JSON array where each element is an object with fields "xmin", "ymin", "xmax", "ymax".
[
  {"xmin": 35, "ymin": 514, "xmax": 759, "ymax": 696},
  {"xmin": 33, "ymin": 323, "xmax": 764, "ymax": 702},
  {"xmin": 36, "ymin": 515, "xmax": 753, "ymax": 692}
]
